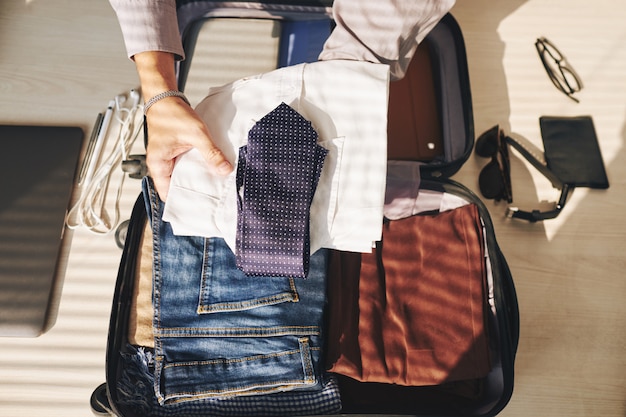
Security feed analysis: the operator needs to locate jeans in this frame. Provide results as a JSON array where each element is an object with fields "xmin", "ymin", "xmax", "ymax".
[
  {"xmin": 117, "ymin": 345, "xmax": 342, "ymax": 417},
  {"xmin": 143, "ymin": 178, "xmax": 329, "ymax": 405}
]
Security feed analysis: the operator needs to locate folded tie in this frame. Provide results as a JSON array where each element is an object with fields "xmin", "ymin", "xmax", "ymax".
[{"xmin": 236, "ymin": 102, "xmax": 327, "ymax": 278}]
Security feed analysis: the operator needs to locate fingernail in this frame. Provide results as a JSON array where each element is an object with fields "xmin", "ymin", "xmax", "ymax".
[{"xmin": 217, "ymin": 160, "xmax": 233, "ymax": 175}]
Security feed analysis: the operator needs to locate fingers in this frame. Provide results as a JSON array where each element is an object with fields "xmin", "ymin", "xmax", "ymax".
[
  {"xmin": 199, "ymin": 141, "xmax": 233, "ymax": 176},
  {"xmin": 149, "ymin": 142, "xmax": 232, "ymax": 202},
  {"xmin": 144, "ymin": 100, "xmax": 233, "ymax": 201},
  {"xmin": 174, "ymin": 104, "xmax": 233, "ymax": 176},
  {"xmin": 146, "ymin": 152, "xmax": 174, "ymax": 201},
  {"xmin": 152, "ymin": 174, "xmax": 171, "ymax": 202}
]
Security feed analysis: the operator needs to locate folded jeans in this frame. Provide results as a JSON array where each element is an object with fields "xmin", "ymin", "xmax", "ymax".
[
  {"xmin": 117, "ymin": 344, "xmax": 342, "ymax": 417},
  {"xmin": 143, "ymin": 178, "xmax": 330, "ymax": 404}
]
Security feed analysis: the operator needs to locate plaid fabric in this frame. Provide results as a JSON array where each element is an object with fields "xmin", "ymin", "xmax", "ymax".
[{"xmin": 117, "ymin": 345, "xmax": 342, "ymax": 417}]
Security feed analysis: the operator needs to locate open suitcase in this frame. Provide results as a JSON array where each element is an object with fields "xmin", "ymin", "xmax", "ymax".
[{"xmin": 92, "ymin": 2, "xmax": 519, "ymax": 416}]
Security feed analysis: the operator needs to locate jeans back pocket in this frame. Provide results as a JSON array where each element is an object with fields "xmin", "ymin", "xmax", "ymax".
[{"xmin": 199, "ymin": 237, "xmax": 299, "ymax": 314}]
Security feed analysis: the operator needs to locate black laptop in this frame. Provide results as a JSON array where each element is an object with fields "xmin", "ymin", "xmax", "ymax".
[{"xmin": 0, "ymin": 125, "xmax": 83, "ymax": 337}]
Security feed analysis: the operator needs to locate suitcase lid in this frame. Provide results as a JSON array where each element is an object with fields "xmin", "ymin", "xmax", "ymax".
[
  {"xmin": 177, "ymin": 6, "xmax": 474, "ymax": 180},
  {"xmin": 388, "ymin": 13, "xmax": 474, "ymax": 179}
]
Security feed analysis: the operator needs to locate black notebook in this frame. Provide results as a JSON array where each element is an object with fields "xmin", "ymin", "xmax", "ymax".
[{"xmin": 0, "ymin": 125, "xmax": 83, "ymax": 337}]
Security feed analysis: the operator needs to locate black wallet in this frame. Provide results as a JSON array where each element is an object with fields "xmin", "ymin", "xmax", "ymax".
[{"xmin": 540, "ymin": 115, "xmax": 609, "ymax": 189}]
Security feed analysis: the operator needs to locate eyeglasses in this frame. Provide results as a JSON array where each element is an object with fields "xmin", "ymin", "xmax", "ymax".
[
  {"xmin": 535, "ymin": 37, "xmax": 583, "ymax": 103},
  {"xmin": 475, "ymin": 125, "xmax": 512, "ymax": 204}
]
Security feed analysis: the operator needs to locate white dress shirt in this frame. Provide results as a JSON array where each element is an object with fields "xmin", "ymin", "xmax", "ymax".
[{"xmin": 163, "ymin": 59, "xmax": 390, "ymax": 253}]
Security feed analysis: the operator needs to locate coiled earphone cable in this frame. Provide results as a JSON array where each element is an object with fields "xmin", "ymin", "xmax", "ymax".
[{"xmin": 66, "ymin": 90, "xmax": 143, "ymax": 235}]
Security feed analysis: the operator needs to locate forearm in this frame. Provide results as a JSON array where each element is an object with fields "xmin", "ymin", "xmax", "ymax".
[
  {"xmin": 133, "ymin": 51, "xmax": 179, "ymax": 103},
  {"xmin": 108, "ymin": 1, "xmax": 231, "ymax": 202}
]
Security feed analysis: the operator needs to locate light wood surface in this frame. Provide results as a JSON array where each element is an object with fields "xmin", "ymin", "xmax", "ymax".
[{"xmin": 0, "ymin": 1, "xmax": 625, "ymax": 416}]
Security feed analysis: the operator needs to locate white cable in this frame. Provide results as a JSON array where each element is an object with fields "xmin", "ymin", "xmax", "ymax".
[{"xmin": 66, "ymin": 92, "xmax": 144, "ymax": 235}]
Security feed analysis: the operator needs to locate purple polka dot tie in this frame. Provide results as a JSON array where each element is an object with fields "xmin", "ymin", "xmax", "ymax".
[{"xmin": 235, "ymin": 102, "xmax": 327, "ymax": 278}]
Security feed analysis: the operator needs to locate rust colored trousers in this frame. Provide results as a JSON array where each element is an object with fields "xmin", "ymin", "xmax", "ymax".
[{"xmin": 326, "ymin": 203, "xmax": 491, "ymax": 386}]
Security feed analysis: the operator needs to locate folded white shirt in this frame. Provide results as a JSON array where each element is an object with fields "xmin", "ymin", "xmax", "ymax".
[
  {"xmin": 162, "ymin": 60, "xmax": 390, "ymax": 254},
  {"xmin": 384, "ymin": 160, "xmax": 469, "ymax": 220}
]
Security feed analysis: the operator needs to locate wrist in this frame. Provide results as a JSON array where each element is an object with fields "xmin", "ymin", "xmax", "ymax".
[
  {"xmin": 133, "ymin": 51, "xmax": 178, "ymax": 101},
  {"xmin": 144, "ymin": 90, "xmax": 190, "ymax": 115}
]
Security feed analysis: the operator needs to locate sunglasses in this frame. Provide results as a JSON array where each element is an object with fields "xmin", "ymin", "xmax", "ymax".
[
  {"xmin": 475, "ymin": 125, "xmax": 512, "ymax": 203},
  {"xmin": 535, "ymin": 37, "xmax": 583, "ymax": 103},
  {"xmin": 475, "ymin": 125, "xmax": 577, "ymax": 222}
]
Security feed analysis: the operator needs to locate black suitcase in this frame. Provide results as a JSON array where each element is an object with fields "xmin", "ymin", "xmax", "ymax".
[{"xmin": 92, "ymin": 3, "xmax": 519, "ymax": 416}]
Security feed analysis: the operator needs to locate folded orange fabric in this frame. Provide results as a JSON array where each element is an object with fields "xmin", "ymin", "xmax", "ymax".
[{"xmin": 326, "ymin": 203, "xmax": 491, "ymax": 386}]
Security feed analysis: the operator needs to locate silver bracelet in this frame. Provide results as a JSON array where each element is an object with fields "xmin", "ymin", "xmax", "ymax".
[{"xmin": 143, "ymin": 90, "xmax": 190, "ymax": 114}]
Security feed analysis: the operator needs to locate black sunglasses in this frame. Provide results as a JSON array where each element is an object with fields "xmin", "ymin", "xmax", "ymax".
[
  {"xmin": 475, "ymin": 125, "xmax": 575, "ymax": 222},
  {"xmin": 535, "ymin": 37, "xmax": 583, "ymax": 103},
  {"xmin": 475, "ymin": 125, "xmax": 512, "ymax": 204}
]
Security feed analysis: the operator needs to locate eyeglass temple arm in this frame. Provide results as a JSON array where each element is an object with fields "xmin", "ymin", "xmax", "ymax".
[
  {"xmin": 506, "ymin": 184, "xmax": 573, "ymax": 222},
  {"xmin": 502, "ymin": 135, "xmax": 572, "ymax": 222},
  {"xmin": 503, "ymin": 135, "xmax": 562, "ymax": 188}
]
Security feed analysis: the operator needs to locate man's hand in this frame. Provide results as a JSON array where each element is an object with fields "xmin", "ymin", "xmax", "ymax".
[
  {"xmin": 134, "ymin": 51, "xmax": 233, "ymax": 200},
  {"xmin": 145, "ymin": 97, "xmax": 232, "ymax": 200}
]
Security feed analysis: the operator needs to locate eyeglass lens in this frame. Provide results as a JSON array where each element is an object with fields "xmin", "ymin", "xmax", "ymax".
[
  {"xmin": 475, "ymin": 126, "xmax": 513, "ymax": 203},
  {"xmin": 535, "ymin": 37, "xmax": 582, "ymax": 101}
]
